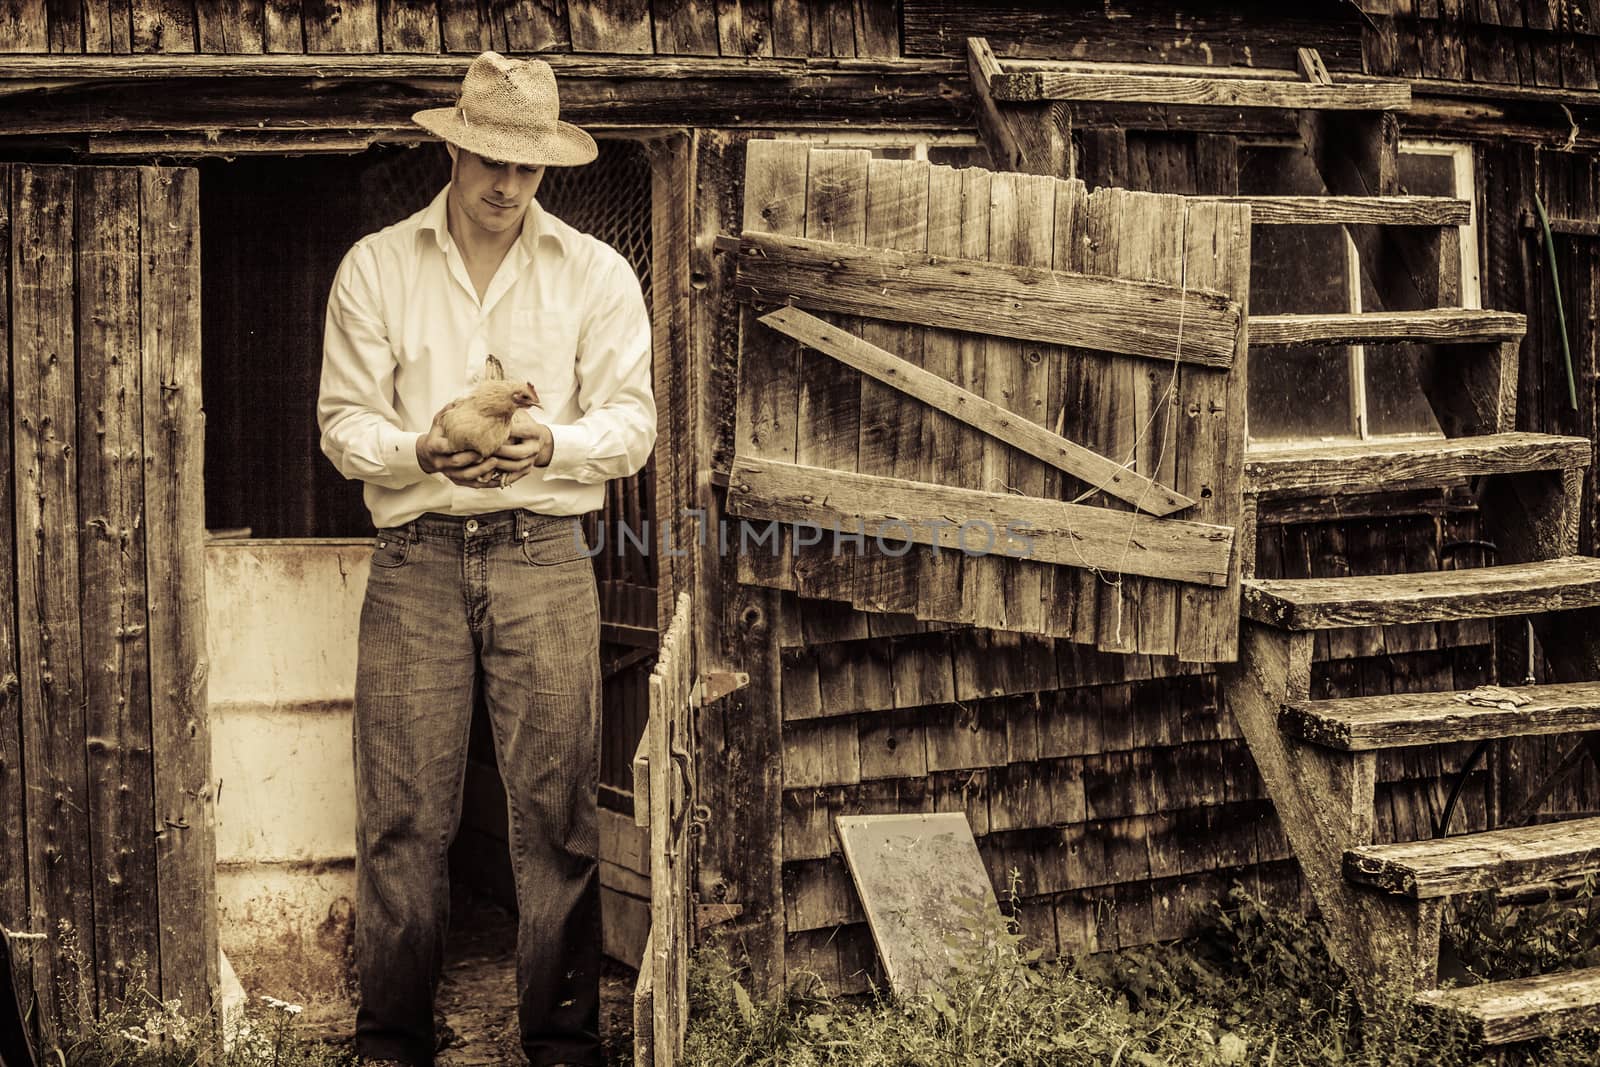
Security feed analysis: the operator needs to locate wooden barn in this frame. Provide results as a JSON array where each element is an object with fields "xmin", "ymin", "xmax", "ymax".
[{"xmin": 7, "ymin": 0, "xmax": 1600, "ymax": 1055}]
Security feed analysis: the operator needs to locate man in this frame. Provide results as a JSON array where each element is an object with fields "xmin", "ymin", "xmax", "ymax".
[{"xmin": 317, "ymin": 52, "xmax": 656, "ymax": 1067}]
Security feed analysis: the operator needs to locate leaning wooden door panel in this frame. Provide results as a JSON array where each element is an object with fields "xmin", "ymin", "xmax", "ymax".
[
  {"xmin": 2, "ymin": 163, "xmax": 214, "ymax": 1034},
  {"xmin": 727, "ymin": 140, "xmax": 1251, "ymax": 661}
]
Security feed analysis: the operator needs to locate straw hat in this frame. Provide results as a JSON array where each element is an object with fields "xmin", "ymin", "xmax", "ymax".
[{"xmin": 412, "ymin": 52, "xmax": 597, "ymax": 168}]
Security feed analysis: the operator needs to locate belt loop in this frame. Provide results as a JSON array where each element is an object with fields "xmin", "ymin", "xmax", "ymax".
[{"xmin": 514, "ymin": 510, "xmax": 531, "ymax": 541}]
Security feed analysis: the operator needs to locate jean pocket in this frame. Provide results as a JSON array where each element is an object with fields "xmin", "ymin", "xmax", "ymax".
[
  {"xmin": 371, "ymin": 530, "xmax": 411, "ymax": 569},
  {"xmin": 520, "ymin": 520, "xmax": 590, "ymax": 566}
]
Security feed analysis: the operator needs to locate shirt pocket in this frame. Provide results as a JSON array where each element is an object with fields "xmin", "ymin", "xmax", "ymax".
[{"xmin": 506, "ymin": 307, "xmax": 580, "ymax": 414}]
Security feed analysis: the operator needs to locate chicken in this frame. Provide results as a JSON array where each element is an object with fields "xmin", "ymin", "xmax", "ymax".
[{"xmin": 434, "ymin": 379, "xmax": 541, "ymax": 458}]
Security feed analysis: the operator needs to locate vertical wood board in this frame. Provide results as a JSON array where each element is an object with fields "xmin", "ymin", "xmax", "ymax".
[
  {"xmin": 140, "ymin": 166, "xmax": 217, "ymax": 1009},
  {"xmin": 13, "ymin": 164, "xmax": 95, "ymax": 1026},
  {"xmin": 77, "ymin": 166, "xmax": 159, "ymax": 1002}
]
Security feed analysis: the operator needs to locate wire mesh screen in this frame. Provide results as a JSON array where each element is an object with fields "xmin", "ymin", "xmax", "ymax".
[{"xmin": 356, "ymin": 140, "xmax": 658, "ymax": 595}]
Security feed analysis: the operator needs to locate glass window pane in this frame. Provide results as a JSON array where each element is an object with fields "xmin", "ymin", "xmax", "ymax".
[
  {"xmin": 1248, "ymin": 345, "xmax": 1356, "ymax": 442},
  {"xmin": 1365, "ymin": 346, "xmax": 1443, "ymax": 438},
  {"xmin": 1240, "ymin": 145, "xmax": 1359, "ymax": 441},
  {"xmin": 1399, "ymin": 150, "xmax": 1457, "ymax": 198}
]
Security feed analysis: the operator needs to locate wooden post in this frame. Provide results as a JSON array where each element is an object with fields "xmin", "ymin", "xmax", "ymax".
[
  {"xmin": 689, "ymin": 131, "xmax": 786, "ymax": 996},
  {"xmin": 13, "ymin": 164, "xmax": 96, "ymax": 1029},
  {"xmin": 966, "ymin": 38, "xmax": 1072, "ymax": 180},
  {"xmin": 77, "ymin": 166, "xmax": 160, "ymax": 1003},
  {"xmin": 140, "ymin": 166, "xmax": 217, "ymax": 1010},
  {"xmin": 1221, "ymin": 621, "xmax": 1441, "ymax": 996},
  {"xmin": 0, "ymin": 165, "xmax": 24, "ymax": 984}
]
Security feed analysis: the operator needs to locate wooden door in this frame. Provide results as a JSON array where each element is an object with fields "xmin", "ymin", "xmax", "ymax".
[
  {"xmin": 727, "ymin": 140, "xmax": 1252, "ymax": 662},
  {"xmin": 633, "ymin": 593, "xmax": 694, "ymax": 1066},
  {"xmin": 0, "ymin": 165, "xmax": 213, "ymax": 1036}
]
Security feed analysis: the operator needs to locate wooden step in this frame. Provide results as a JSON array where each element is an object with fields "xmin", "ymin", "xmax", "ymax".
[
  {"xmin": 1251, "ymin": 309, "xmax": 1526, "ymax": 347},
  {"xmin": 1415, "ymin": 967, "xmax": 1600, "ymax": 1046},
  {"xmin": 1345, "ymin": 816, "xmax": 1600, "ymax": 899},
  {"xmin": 1281, "ymin": 680, "xmax": 1600, "ymax": 751},
  {"xmin": 1242, "ymin": 556, "xmax": 1600, "ymax": 630},
  {"xmin": 1244, "ymin": 432, "xmax": 1591, "ymax": 498},
  {"xmin": 1210, "ymin": 195, "xmax": 1470, "ymax": 227}
]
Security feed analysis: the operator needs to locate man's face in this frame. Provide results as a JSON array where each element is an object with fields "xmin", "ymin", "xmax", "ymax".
[{"xmin": 448, "ymin": 145, "xmax": 547, "ymax": 237}]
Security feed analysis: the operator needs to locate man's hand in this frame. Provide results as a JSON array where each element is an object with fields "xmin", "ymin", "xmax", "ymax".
[
  {"xmin": 506, "ymin": 410, "xmax": 555, "ymax": 469},
  {"xmin": 417, "ymin": 412, "xmax": 497, "ymax": 487}
]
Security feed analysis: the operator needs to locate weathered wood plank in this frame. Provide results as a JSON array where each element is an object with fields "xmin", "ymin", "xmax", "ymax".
[
  {"xmin": 965, "ymin": 37, "xmax": 1071, "ymax": 179},
  {"xmin": 77, "ymin": 166, "xmax": 159, "ymax": 1005},
  {"xmin": 263, "ymin": 0, "xmax": 305, "ymax": 52},
  {"xmin": 380, "ymin": 0, "xmax": 440, "ymax": 51},
  {"xmin": 1346, "ymin": 815, "xmax": 1600, "ymax": 899},
  {"xmin": 987, "ymin": 170, "xmax": 1055, "ymax": 638},
  {"xmin": 497, "ymin": 0, "xmax": 570, "ymax": 51},
  {"xmin": 1244, "ymin": 432, "xmax": 1592, "ymax": 497},
  {"xmin": 789, "ymin": 146, "xmax": 868, "ymax": 603},
  {"xmin": 141, "ymin": 166, "xmax": 216, "ymax": 1008},
  {"xmin": 1205, "ymin": 195, "xmax": 1470, "ymax": 227},
  {"xmin": 132, "ymin": 0, "xmax": 197, "ymax": 52},
  {"xmin": 853, "ymin": 156, "xmax": 929, "ymax": 617},
  {"xmin": 730, "ymin": 231, "xmax": 1245, "ymax": 368},
  {"xmin": 734, "ymin": 138, "xmax": 809, "ymax": 593},
  {"xmin": 196, "ymin": 0, "xmax": 265, "ymax": 52},
  {"xmin": 696, "ymin": 128, "xmax": 785, "ymax": 1000},
  {"xmin": 14, "ymin": 165, "xmax": 96, "ymax": 1026},
  {"xmin": 727, "ymin": 457, "xmax": 1236, "ymax": 586},
  {"xmin": 647, "ymin": 596, "xmax": 693, "ymax": 1064},
  {"xmin": 570, "ymin": 0, "xmax": 652, "ymax": 52},
  {"xmin": 1283, "ymin": 679, "xmax": 1600, "ymax": 751},
  {"xmin": 0, "ymin": 1, "xmax": 49, "ymax": 51},
  {"xmin": 759, "ymin": 308, "xmax": 1195, "ymax": 516},
  {"xmin": 716, "ymin": 0, "xmax": 773, "ymax": 57},
  {"xmin": 1415, "ymin": 966, "xmax": 1600, "ymax": 1046},
  {"xmin": 901, "ymin": 2, "xmax": 1367, "ymax": 70},
  {"xmin": 654, "ymin": 0, "xmax": 718, "ymax": 54},
  {"xmin": 0, "ymin": 165, "xmax": 23, "ymax": 975},
  {"xmin": 1250, "ymin": 310, "xmax": 1526, "ymax": 346},
  {"xmin": 1099, "ymin": 189, "xmax": 1187, "ymax": 655},
  {"xmin": 1174, "ymin": 196, "xmax": 1250, "ymax": 663},
  {"xmin": 911, "ymin": 165, "xmax": 970, "ymax": 624},
  {"xmin": 438, "ymin": 0, "xmax": 490, "ymax": 52},
  {"xmin": 1244, "ymin": 556, "xmax": 1600, "ymax": 630},
  {"xmin": 990, "ymin": 70, "xmax": 1410, "ymax": 110},
  {"xmin": 303, "ymin": 0, "xmax": 379, "ymax": 51}
]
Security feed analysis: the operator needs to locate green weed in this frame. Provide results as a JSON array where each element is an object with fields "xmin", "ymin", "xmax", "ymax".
[{"xmin": 686, "ymin": 882, "xmax": 1600, "ymax": 1066}]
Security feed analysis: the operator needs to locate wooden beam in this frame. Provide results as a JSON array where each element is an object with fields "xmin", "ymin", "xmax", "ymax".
[
  {"xmin": 1204, "ymin": 195, "xmax": 1470, "ymax": 227},
  {"xmin": 964, "ymin": 38, "xmax": 1070, "ymax": 179},
  {"xmin": 725, "ymin": 457, "xmax": 1236, "ymax": 587},
  {"xmin": 1281, "ymin": 680, "xmax": 1600, "ymax": 752},
  {"xmin": 759, "ymin": 306, "xmax": 1196, "ymax": 516},
  {"xmin": 729, "ymin": 231, "xmax": 1244, "ymax": 368},
  {"xmin": 1243, "ymin": 432, "xmax": 1591, "ymax": 498},
  {"xmin": 1219, "ymin": 622, "xmax": 1442, "ymax": 997},
  {"xmin": 988, "ymin": 70, "xmax": 1410, "ymax": 110},
  {"xmin": 1242, "ymin": 556, "xmax": 1600, "ymax": 630},
  {"xmin": 1345, "ymin": 816, "xmax": 1600, "ymax": 899},
  {"xmin": 1250, "ymin": 309, "xmax": 1526, "ymax": 347},
  {"xmin": 1417, "ymin": 968, "xmax": 1600, "ymax": 1046},
  {"xmin": 0, "ymin": 58, "xmax": 971, "ymax": 139}
]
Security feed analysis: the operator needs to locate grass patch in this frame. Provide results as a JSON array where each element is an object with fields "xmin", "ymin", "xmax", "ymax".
[{"xmin": 686, "ymin": 884, "xmax": 1600, "ymax": 1066}]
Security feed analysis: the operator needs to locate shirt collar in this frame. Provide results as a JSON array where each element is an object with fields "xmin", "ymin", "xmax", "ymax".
[{"xmin": 417, "ymin": 183, "xmax": 569, "ymax": 257}]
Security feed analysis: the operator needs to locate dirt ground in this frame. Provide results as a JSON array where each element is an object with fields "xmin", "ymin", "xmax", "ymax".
[{"xmin": 296, "ymin": 890, "xmax": 636, "ymax": 1066}]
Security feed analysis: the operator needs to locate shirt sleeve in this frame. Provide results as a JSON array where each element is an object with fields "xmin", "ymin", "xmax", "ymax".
[
  {"xmin": 542, "ymin": 250, "xmax": 658, "ymax": 485},
  {"xmin": 317, "ymin": 242, "xmax": 430, "ymax": 489}
]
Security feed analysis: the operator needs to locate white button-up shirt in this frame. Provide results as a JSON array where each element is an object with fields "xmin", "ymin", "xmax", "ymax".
[{"xmin": 318, "ymin": 184, "xmax": 656, "ymax": 529}]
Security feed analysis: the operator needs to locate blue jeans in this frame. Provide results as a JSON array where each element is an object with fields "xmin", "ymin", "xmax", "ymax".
[{"xmin": 352, "ymin": 510, "xmax": 602, "ymax": 1067}]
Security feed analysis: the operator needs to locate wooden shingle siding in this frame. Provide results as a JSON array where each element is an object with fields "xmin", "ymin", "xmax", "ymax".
[
  {"xmin": 1, "ymin": 0, "xmax": 903, "ymax": 54},
  {"xmin": 1361, "ymin": 0, "xmax": 1600, "ymax": 87}
]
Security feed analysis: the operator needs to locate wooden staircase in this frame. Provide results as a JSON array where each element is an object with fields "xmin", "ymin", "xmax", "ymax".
[
  {"xmin": 1222, "ymin": 154, "xmax": 1600, "ymax": 1046},
  {"xmin": 964, "ymin": 40, "xmax": 1600, "ymax": 1045}
]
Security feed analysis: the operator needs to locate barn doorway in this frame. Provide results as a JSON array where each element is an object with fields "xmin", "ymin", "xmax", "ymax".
[{"xmin": 198, "ymin": 139, "xmax": 660, "ymax": 1009}]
